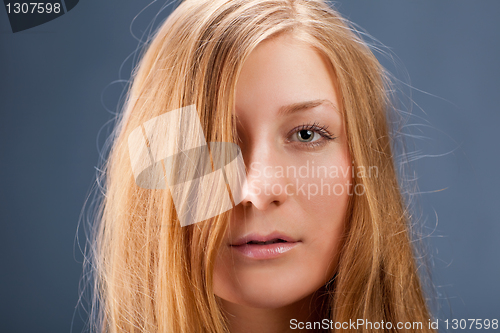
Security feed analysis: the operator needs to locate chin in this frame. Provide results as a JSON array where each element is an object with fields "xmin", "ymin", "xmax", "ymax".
[
  {"xmin": 245, "ymin": 291, "xmax": 304, "ymax": 309},
  {"xmin": 215, "ymin": 270, "xmax": 319, "ymax": 309},
  {"xmin": 223, "ymin": 291, "xmax": 309, "ymax": 310}
]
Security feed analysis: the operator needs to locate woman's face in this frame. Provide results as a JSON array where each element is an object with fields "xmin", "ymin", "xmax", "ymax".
[{"xmin": 213, "ymin": 33, "xmax": 352, "ymax": 309}]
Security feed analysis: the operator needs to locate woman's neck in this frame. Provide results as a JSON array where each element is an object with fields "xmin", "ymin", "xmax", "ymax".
[{"xmin": 219, "ymin": 288, "xmax": 329, "ymax": 333}]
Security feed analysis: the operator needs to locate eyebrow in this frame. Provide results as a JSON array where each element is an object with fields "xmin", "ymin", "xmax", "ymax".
[{"xmin": 277, "ymin": 99, "xmax": 337, "ymax": 116}]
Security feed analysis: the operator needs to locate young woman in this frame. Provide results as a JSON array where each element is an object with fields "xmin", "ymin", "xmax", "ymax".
[{"xmin": 87, "ymin": 0, "xmax": 435, "ymax": 331}]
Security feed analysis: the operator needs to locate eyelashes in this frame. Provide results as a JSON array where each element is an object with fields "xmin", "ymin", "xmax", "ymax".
[
  {"xmin": 286, "ymin": 121, "xmax": 337, "ymax": 149},
  {"xmin": 234, "ymin": 121, "xmax": 337, "ymax": 150}
]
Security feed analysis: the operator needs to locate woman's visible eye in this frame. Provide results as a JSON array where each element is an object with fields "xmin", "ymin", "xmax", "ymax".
[{"xmin": 286, "ymin": 122, "xmax": 336, "ymax": 149}]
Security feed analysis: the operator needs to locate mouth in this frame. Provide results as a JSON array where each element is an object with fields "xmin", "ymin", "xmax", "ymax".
[
  {"xmin": 230, "ymin": 232, "xmax": 300, "ymax": 259},
  {"xmin": 245, "ymin": 238, "xmax": 289, "ymax": 245},
  {"xmin": 230, "ymin": 232, "xmax": 298, "ymax": 247}
]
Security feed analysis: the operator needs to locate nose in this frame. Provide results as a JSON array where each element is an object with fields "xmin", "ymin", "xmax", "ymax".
[{"xmin": 239, "ymin": 150, "xmax": 289, "ymax": 211}]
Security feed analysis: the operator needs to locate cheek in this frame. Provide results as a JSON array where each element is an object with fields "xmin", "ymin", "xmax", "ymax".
[
  {"xmin": 296, "ymin": 154, "xmax": 352, "ymax": 270},
  {"xmin": 295, "ymin": 152, "xmax": 353, "ymax": 217},
  {"xmin": 213, "ymin": 252, "xmax": 239, "ymax": 303},
  {"xmin": 299, "ymin": 186, "xmax": 348, "ymax": 277}
]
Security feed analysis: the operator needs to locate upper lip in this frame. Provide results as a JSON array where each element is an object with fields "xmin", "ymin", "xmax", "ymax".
[{"xmin": 230, "ymin": 231, "xmax": 299, "ymax": 246}]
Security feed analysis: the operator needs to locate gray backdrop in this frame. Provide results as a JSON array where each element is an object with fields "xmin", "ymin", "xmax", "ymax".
[{"xmin": 1, "ymin": 1, "xmax": 499, "ymax": 332}]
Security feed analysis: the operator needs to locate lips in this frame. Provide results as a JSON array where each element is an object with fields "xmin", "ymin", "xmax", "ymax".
[
  {"xmin": 230, "ymin": 231, "xmax": 298, "ymax": 247},
  {"xmin": 246, "ymin": 238, "xmax": 288, "ymax": 245},
  {"xmin": 230, "ymin": 232, "xmax": 300, "ymax": 259}
]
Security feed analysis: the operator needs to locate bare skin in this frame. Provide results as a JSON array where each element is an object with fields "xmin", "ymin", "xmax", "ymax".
[{"xmin": 213, "ymin": 32, "xmax": 352, "ymax": 333}]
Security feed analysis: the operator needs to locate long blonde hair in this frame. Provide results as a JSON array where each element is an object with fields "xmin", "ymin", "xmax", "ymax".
[{"xmin": 86, "ymin": 0, "xmax": 435, "ymax": 331}]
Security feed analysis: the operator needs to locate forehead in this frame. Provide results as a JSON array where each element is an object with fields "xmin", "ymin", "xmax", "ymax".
[{"xmin": 234, "ymin": 33, "xmax": 339, "ymax": 118}]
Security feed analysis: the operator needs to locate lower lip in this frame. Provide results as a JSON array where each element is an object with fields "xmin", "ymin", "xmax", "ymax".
[{"xmin": 230, "ymin": 242, "xmax": 300, "ymax": 259}]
